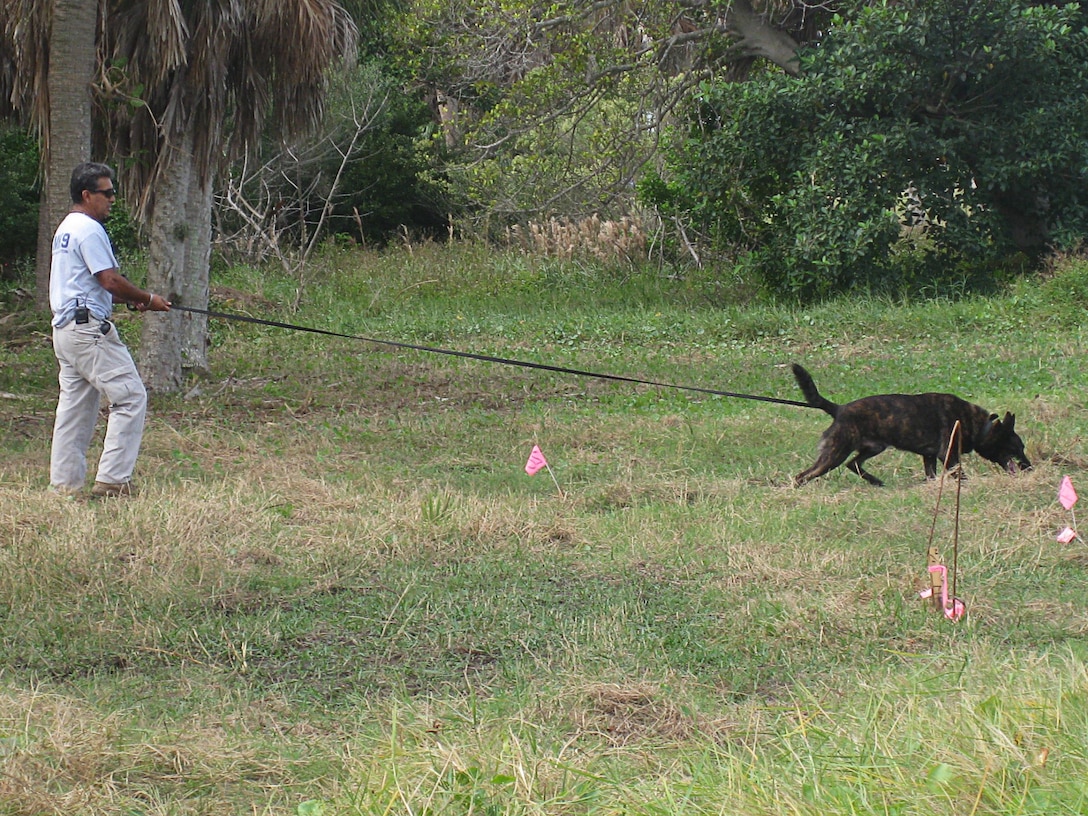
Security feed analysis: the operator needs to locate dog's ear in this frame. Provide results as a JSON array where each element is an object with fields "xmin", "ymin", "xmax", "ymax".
[
  {"xmin": 989, "ymin": 412, "xmax": 1016, "ymax": 440},
  {"xmin": 982, "ymin": 413, "xmax": 1000, "ymax": 439}
]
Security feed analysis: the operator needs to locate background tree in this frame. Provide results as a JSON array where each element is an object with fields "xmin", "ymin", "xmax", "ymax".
[
  {"xmin": 392, "ymin": 0, "xmax": 834, "ymax": 230},
  {"xmin": 646, "ymin": 0, "xmax": 1088, "ymax": 301},
  {"xmin": 7, "ymin": 0, "xmax": 1084, "ymax": 319},
  {"xmin": 99, "ymin": 0, "xmax": 357, "ymax": 390},
  {"xmin": 217, "ymin": 59, "xmax": 448, "ymax": 269}
]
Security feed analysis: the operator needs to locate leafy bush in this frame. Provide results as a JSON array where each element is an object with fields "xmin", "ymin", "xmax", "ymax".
[
  {"xmin": 330, "ymin": 70, "xmax": 451, "ymax": 242},
  {"xmin": 0, "ymin": 124, "xmax": 39, "ymax": 274},
  {"xmin": 103, "ymin": 195, "xmax": 145, "ymax": 260},
  {"xmin": 649, "ymin": 0, "xmax": 1088, "ymax": 302}
]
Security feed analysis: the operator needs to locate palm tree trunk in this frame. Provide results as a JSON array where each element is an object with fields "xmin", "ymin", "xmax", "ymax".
[
  {"xmin": 180, "ymin": 168, "xmax": 212, "ymax": 377},
  {"xmin": 140, "ymin": 133, "xmax": 192, "ymax": 391},
  {"xmin": 140, "ymin": 130, "xmax": 214, "ymax": 390},
  {"xmin": 35, "ymin": 0, "xmax": 98, "ymax": 310}
]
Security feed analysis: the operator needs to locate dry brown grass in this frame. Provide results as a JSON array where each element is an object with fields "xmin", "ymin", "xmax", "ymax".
[
  {"xmin": 504, "ymin": 215, "xmax": 647, "ymax": 264},
  {"xmin": 0, "ymin": 684, "xmax": 324, "ymax": 815}
]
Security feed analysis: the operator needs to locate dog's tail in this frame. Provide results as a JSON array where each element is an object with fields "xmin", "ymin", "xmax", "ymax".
[{"xmin": 791, "ymin": 363, "xmax": 839, "ymax": 417}]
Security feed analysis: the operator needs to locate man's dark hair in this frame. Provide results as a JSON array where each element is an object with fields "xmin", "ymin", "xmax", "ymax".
[{"xmin": 69, "ymin": 162, "xmax": 115, "ymax": 203}]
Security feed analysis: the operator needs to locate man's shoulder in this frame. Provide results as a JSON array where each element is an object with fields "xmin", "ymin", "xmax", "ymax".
[
  {"xmin": 54, "ymin": 212, "xmax": 109, "ymax": 251},
  {"xmin": 57, "ymin": 211, "xmax": 105, "ymax": 236}
]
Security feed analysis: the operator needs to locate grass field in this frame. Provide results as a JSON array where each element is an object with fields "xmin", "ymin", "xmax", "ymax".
[{"xmin": 2, "ymin": 244, "xmax": 1088, "ymax": 814}]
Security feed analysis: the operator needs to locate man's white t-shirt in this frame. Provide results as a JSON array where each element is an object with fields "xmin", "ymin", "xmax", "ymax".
[{"xmin": 49, "ymin": 212, "xmax": 120, "ymax": 328}]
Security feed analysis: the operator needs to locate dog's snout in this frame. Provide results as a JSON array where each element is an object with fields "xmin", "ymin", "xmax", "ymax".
[{"xmin": 1007, "ymin": 458, "xmax": 1032, "ymax": 475}]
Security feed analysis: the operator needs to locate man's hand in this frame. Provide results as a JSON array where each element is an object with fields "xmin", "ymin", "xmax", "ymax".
[
  {"xmin": 98, "ymin": 268, "xmax": 171, "ymax": 312},
  {"xmin": 135, "ymin": 293, "xmax": 171, "ymax": 312}
]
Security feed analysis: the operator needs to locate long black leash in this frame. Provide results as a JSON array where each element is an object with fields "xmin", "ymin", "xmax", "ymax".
[{"xmin": 172, "ymin": 304, "xmax": 811, "ymax": 408}]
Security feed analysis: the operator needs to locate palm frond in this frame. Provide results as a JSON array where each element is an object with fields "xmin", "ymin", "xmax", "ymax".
[
  {"xmin": 0, "ymin": 0, "xmax": 53, "ymax": 138},
  {"xmin": 98, "ymin": 0, "xmax": 357, "ymax": 220}
]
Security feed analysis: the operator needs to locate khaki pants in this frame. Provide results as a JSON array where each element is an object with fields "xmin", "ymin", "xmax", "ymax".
[{"xmin": 50, "ymin": 320, "xmax": 147, "ymax": 490}]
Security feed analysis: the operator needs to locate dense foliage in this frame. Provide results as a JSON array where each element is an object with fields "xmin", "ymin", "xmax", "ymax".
[
  {"xmin": 331, "ymin": 94, "xmax": 449, "ymax": 242},
  {"xmin": 388, "ymin": 0, "xmax": 807, "ymax": 231},
  {"xmin": 647, "ymin": 0, "xmax": 1088, "ymax": 301},
  {"xmin": 0, "ymin": 124, "xmax": 38, "ymax": 273}
]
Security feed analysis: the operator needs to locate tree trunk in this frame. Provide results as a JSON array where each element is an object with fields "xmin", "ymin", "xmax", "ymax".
[
  {"xmin": 35, "ymin": 0, "xmax": 98, "ymax": 311},
  {"xmin": 180, "ymin": 167, "xmax": 212, "ymax": 377},
  {"xmin": 140, "ymin": 132, "xmax": 193, "ymax": 392},
  {"xmin": 725, "ymin": 0, "xmax": 802, "ymax": 76}
]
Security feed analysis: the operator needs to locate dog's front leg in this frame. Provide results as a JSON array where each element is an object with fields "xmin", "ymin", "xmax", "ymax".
[{"xmin": 923, "ymin": 455, "xmax": 938, "ymax": 479}]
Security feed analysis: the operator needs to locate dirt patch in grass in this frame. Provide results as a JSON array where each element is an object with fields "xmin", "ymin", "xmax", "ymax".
[{"xmin": 574, "ymin": 682, "xmax": 695, "ymax": 746}]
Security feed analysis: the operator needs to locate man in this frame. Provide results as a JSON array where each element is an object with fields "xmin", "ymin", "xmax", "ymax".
[{"xmin": 49, "ymin": 162, "xmax": 170, "ymax": 498}]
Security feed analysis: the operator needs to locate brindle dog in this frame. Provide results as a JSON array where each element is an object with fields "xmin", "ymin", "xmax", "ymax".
[{"xmin": 792, "ymin": 363, "xmax": 1031, "ymax": 486}]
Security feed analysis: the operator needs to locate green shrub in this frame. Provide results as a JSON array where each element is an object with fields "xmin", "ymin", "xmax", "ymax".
[
  {"xmin": 0, "ymin": 125, "xmax": 39, "ymax": 274},
  {"xmin": 650, "ymin": 0, "xmax": 1088, "ymax": 302}
]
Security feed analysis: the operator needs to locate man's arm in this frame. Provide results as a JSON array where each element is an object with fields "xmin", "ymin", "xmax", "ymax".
[{"xmin": 96, "ymin": 268, "xmax": 171, "ymax": 311}]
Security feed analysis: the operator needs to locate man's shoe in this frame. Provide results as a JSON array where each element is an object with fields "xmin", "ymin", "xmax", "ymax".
[
  {"xmin": 49, "ymin": 484, "xmax": 83, "ymax": 500},
  {"xmin": 91, "ymin": 481, "xmax": 136, "ymax": 498}
]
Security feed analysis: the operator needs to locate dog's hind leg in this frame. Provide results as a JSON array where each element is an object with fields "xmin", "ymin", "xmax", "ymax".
[
  {"xmin": 794, "ymin": 438, "xmax": 854, "ymax": 486},
  {"xmin": 846, "ymin": 443, "xmax": 888, "ymax": 486},
  {"xmin": 923, "ymin": 455, "xmax": 938, "ymax": 479}
]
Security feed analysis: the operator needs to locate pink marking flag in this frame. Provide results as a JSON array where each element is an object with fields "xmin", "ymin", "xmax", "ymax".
[
  {"xmin": 525, "ymin": 445, "xmax": 548, "ymax": 476},
  {"xmin": 918, "ymin": 563, "xmax": 966, "ymax": 621},
  {"xmin": 1057, "ymin": 476, "xmax": 1079, "ymax": 543},
  {"xmin": 1060, "ymin": 475, "xmax": 1078, "ymax": 510}
]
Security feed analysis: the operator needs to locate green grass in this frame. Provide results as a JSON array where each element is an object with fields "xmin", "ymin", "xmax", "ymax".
[{"xmin": 1, "ymin": 244, "xmax": 1088, "ymax": 813}]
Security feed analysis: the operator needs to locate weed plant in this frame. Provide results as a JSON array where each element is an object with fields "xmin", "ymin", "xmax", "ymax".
[{"xmin": 1, "ymin": 245, "xmax": 1087, "ymax": 813}]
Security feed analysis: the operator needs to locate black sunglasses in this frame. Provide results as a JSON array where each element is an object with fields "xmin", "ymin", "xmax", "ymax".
[{"xmin": 89, "ymin": 187, "xmax": 117, "ymax": 198}]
